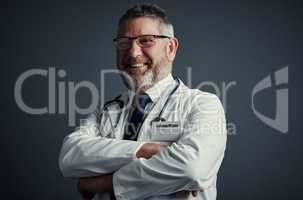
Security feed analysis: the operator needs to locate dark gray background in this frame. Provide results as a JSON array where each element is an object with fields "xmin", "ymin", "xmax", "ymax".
[{"xmin": 1, "ymin": 0, "xmax": 303, "ymax": 199}]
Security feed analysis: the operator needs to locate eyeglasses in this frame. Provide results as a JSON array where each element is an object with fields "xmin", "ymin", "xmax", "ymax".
[{"xmin": 113, "ymin": 34, "xmax": 171, "ymax": 50}]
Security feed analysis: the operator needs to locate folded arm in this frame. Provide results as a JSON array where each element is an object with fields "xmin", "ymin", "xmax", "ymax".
[
  {"xmin": 58, "ymin": 112, "xmax": 145, "ymax": 177},
  {"xmin": 77, "ymin": 143, "xmax": 198, "ymax": 199},
  {"xmin": 112, "ymin": 94, "xmax": 227, "ymax": 200}
]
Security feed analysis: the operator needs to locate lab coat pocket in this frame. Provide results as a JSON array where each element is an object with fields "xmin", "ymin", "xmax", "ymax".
[{"xmin": 151, "ymin": 121, "xmax": 181, "ymax": 142}]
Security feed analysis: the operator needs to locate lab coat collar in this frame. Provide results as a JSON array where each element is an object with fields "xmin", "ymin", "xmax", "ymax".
[
  {"xmin": 118, "ymin": 75, "xmax": 187, "ymax": 110},
  {"xmin": 122, "ymin": 74, "xmax": 176, "ymax": 105},
  {"xmin": 144, "ymin": 74, "xmax": 175, "ymax": 102}
]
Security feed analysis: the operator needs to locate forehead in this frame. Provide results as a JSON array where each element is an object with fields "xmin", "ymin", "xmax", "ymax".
[{"xmin": 118, "ymin": 17, "xmax": 161, "ymax": 37}]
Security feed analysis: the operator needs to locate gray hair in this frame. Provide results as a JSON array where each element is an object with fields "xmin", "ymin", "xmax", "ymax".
[{"xmin": 118, "ymin": 4, "xmax": 174, "ymax": 37}]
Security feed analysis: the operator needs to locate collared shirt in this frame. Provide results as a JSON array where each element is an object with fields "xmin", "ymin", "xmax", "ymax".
[
  {"xmin": 126, "ymin": 74, "xmax": 176, "ymax": 113},
  {"xmin": 124, "ymin": 74, "xmax": 177, "ymax": 139},
  {"xmin": 145, "ymin": 73, "xmax": 175, "ymax": 103},
  {"xmin": 59, "ymin": 75, "xmax": 227, "ymax": 200}
]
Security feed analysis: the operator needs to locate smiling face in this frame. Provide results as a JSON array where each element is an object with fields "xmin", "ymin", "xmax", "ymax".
[{"xmin": 116, "ymin": 17, "xmax": 178, "ymax": 91}]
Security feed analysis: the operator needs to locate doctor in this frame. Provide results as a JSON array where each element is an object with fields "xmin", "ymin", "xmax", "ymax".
[{"xmin": 59, "ymin": 4, "xmax": 227, "ymax": 200}]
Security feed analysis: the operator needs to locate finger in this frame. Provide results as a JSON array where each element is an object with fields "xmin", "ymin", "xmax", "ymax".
[
  {"xmin": 191, "ymin": 191, "xmax": 198, "ymax": 197},
  {"xmin": 174, "ymin": 191, "xmax": 183, "ymax": 197},
  {"xmin": 175, "ymin": 191, "xmax": 186, "ymax": 197},
  {"xmin": 178, "ymin": 191, "xmax": 190, "ymax": 197}
]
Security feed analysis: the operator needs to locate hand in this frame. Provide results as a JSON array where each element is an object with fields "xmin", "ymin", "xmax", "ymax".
[
  {"xmin": 136, "ymin": 143, "xmax": 166, "ymax": 159},
  {"xmin": 174, "ymin": 190, "xmax": 199, "ymax": 198},
  {"xmin": 77, "ymin": 180, "xmax": 95, "ymax": 200},
  {"xmin": 77, "ymin": 175, "xmax": 113, "ymax": 199}
]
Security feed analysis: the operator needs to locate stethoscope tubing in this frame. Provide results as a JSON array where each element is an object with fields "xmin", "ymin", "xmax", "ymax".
[{"xmin": 100, "ymin": 77, "xmax": 181, "ymax": 135}]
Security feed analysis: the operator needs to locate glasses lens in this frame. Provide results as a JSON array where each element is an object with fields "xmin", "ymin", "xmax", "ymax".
[
  {"xmin": 116, "ymin": 38, "xmax": 131, "ymax": 49},
  {"xmin": 115, "ymin": 35, "xmax": 159, "ymax": 49},
  {"xmin": 137, "ymin": 36, "xmax": 156, "ymax": 48}
]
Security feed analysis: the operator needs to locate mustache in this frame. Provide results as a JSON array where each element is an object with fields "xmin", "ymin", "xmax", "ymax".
[{"xmin": 123, "ymin": 57, "xmax": 151, "ymax": 65}]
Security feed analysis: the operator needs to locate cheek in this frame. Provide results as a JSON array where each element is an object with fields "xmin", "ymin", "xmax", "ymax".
[
  {"xmin": 142, "ymin": 49, "xmax": 161, "ymax": 63},
  {"xmin": 116, "ymin": 52, "xmax": 124, "ymax": 68}
]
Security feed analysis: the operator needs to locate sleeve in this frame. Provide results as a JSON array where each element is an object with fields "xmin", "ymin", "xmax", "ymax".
[
  {"xmin": 58, "ymin": 110, "xmax": 145, "ymax": 178},
  {"xmin": 112, "ymin": 93, "xmax": 227, "ymax": 200}
]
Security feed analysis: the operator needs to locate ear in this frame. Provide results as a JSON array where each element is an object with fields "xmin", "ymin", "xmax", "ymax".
[{"xmin": 166, "ymin": 37, "xmax": 179, "ymax": 62}]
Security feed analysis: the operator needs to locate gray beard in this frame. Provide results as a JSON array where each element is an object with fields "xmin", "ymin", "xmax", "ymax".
[
  {"xmin": 135, "ymin": 68, "xmax": 157, "ymax": 90},
  {"xmin": 121, "ymin": 68, "xmax": 157, "ymax": 92}
]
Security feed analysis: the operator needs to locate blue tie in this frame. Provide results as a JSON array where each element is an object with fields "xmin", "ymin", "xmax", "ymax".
[{"xmin": 124, "ymin": 94, "xmax": 151, "ymax": 140}]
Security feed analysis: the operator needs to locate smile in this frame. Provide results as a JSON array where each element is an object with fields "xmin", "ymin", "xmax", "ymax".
[{"xmin": 127, "ymin": 63, "xmax": 148, "ymax": 68}]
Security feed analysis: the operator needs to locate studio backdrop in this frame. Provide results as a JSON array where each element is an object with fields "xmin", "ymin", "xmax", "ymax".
[{"xmin": 1, "ymin": 0, "xmax": 302, "ymax": 199}]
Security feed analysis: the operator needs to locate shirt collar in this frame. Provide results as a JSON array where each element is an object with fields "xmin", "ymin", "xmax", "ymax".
[
  {"xmin": 125, "ymin": 74, "xmax": 175, "ymax": 104},
  {"xmin": 145, "ymin": 74, "xmax": 175, "ymax": 102}
]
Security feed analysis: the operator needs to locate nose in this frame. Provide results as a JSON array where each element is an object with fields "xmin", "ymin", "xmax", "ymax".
[{"xmin": 127, "ymin": 40, "xmax": 143, "ymax": 57}]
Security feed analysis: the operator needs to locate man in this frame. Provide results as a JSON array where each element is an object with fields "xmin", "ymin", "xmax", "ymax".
[{"xmin": 59, "ymin": 4, "xmax": 227, "ymax": 200}]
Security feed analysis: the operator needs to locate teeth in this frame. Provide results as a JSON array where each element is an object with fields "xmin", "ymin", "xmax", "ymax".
[{"xmin": 130, "ymin": 64, "xmax": 144, "ymax": 68}]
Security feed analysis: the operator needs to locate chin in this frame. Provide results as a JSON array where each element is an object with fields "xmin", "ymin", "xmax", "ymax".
[
  {"xmin": 123, "ymin": 69, "xmax": 156, "ymax": 91},
  {"xmin": 136, "ymin": 70, "xmax": 156, "ymax": 90}
]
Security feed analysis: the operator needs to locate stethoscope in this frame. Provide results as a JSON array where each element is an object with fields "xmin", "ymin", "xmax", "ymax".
[
  {"xmin": 101, "ymin": 77, "xmax": 181, "ymax": 136},
  {"xmin": 149, "ymin": 78, "xmax": 180, "ymax": 123}
]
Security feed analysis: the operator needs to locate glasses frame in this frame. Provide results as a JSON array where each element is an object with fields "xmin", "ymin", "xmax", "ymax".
[{"xmin": 113, "ymin": 34, "xmax": 171, "ymax": 50}]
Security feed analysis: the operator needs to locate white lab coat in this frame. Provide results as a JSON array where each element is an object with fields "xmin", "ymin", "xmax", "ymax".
[{"xmin": 59, "ymin": 75, "xmax": 227, "ymax": 200}]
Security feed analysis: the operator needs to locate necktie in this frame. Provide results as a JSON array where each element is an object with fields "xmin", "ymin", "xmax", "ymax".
[{"xmin": 124, "ymin": 94, "xmax": 151, "ymax": 141}]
